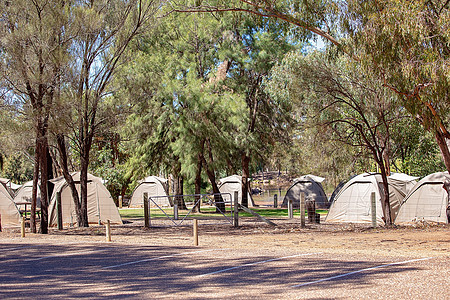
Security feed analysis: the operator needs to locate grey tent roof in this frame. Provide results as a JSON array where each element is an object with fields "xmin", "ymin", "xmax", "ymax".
[
  {"xmin": 0, "ymin": 181, "xmax": 21, "ymax": 227},
  {"xmin": 48, "ymin": 172, "xmax": 122, "ymax": 226},
  {"xmin": 218, "ymin": 175, "xmax": 255, "ymax": 207},
  {"xmin": 129, "ymin": 176, "xmax": 170, "ymax": 208},
  {"xmin": 325, "ymin": 173, "xmax": 418, "ymax": 225},
  {"xmin": 395, "ymin": 171, "xmax": 449, "ymax": 224},
  {"xmin": 281, "ymin": 174, "xmax": 328, "ymax": 209}
]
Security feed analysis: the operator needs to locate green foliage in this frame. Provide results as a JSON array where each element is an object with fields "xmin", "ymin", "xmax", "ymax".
[{"xmin": 0, "ymin": 153, "xmax": 33, "ymax": 184}]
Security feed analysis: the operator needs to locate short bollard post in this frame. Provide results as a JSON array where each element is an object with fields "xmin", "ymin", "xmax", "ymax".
[
  {"xmin": 300, "ymin": 192, "xmax": 306, "ymax": 228},
  {"xmin": 234, "ymin": 191, "xmax": 239, "ymax": 227},
  {"xmin": 274, "ymin": 194, "xmax": 278, "ymax": 208},
  {"xmin": 118, "ymin": 196, "xmax": 123, "ymax": 209},
  {"xmin": 174, "ymin": 204, "xmax": 178, "ymax": 220},
  {"xmin": 106, "ymin": 219, "xmax": 111, "ymax": 242},
  {"xmin": 288, "ymin": 198, "xmax": 293, "ymax": 219},
  {"xmin": 143, "ymin": 192, "xmax": 149, "ymax": 228},
  {"xmin": 21, "ymin": 216, "xmax": 25, "ymax": 237},
  {"xmin": 193, "ymin": 219, "xmax": 199, "ymax": 246},
  {"xmin": 371, "ymin": 192, "xmax": 377, "ymax": 228}
]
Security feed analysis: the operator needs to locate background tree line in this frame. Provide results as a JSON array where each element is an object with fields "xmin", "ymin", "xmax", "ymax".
[{"xmin": 0, "ymin": 0, "xmax": 447, "ymax": 230}]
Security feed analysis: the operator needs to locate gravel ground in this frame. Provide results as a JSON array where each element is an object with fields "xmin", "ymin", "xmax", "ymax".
[{"xmin": 0, "ymin": 218, "xmax": 449, "ymax": 299}]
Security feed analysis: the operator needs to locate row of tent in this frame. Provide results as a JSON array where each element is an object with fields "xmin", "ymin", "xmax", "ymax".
[
  {"xmin": 128, "ymin": 174, "xmax": 256, "ymax": 208},
  {"xmin": 1, "ymin": 170, "xmax": 448, "ymax": 228},
  {"xmin": 284, "ymin": 172, "xmax": 450, "ymax": 225},
  {"xmin": 0, "ymin": 172, "xmax": 122, "ymax": 228}
]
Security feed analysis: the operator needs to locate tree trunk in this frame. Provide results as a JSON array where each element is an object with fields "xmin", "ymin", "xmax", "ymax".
[
  {"xmin": 56, "ymin": 134, "xmax": 83, "ymax": 226},
  {"xmin": 30, "ymin": 141, "xmax": 40, "ymax": 233},
  {"xmin": 435, "ymin": 129, "xmax": 450, "ymax": 173},
  {"xmin": 80, "ymin": 154, "xmax": 89, "ymax": 227},
  {"xmin": 241, "ymin": 153, "xmax": 251, "ymax": 208},
  {"xmin": 200, "ymin": 153, "xmax": 225, "ymax": 213},
  {"xmin": 38, "ymin": 133, "xmax": 49, "ymax": 234},
  {"xmin": 193, "ymin": 151, "xmax": 203, "ymax": 213},
  {"xmin": 175, "ymin": 175, "xmax": 187, "ymax": 209},
  {"xmin": 378, "ymin": 161, "xmax": 392, "ymax": 226}
]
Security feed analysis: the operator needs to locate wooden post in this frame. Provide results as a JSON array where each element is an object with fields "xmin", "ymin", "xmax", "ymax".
[
  {"xmin": 174, "ymin": 204, "xmax": 178, "ymax": 220},
  {"xmin": 21, "ymin": 216, "xmax": 25, "ymax": 237},
  {"xmin": 306, "ymin": 200, "xmax": 316, "ymax": 223},
  {"xmin": 193, "ymin": 219, "xmax": 198, "ymax": 246},
  {"xmin": 143, "ymin": 192, "xmax": 149, "ymax": 228},
  {"xmin": 288, "ymin": 198, "xmax": 293, "ymax": 219},
  {"xmin": 273, "ymin": 194, "xmax": 278, "ymax": 208},
  {"xmin": 371, "ymin": 192, "xmax": 377, "ymax": 228},
  {"xmin": 300, "ymin": 192, "xmax": 306, "ymax": 228},
  {"xmin": 106, "ymin": 219, "xmax": 111, "ymax": 242},
  {"xmin": 234, "ymin": 191, "xmax": 239, "ymax": 227},
  {"xmin": 118, "ymin": 196, "xmax": 123, "ymax": 208},
  {"xmin": 57, "ymin": 191, "xmax": 63, "ymax": 230}
]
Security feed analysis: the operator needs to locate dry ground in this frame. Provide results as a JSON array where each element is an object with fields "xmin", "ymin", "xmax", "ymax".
[{"xmin": 0, "ymin": 218, "xmax": 449, "ymax": 299}]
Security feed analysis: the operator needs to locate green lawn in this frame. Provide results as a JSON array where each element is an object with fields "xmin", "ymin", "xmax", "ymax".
[{"xmin": 119, "ymin": 207, "xmax": 328, "ymax": 219}]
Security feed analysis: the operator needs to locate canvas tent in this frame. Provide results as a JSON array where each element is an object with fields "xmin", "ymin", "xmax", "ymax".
[
  {"xmin": 14, "ymin": 181, "xmax": 41, "ymax": 210},
  {"xmin": 325, "ymin": 173, "xmax": 418, "ymax": 225},
  {"xmin": 0, "ymin": 177, "xmax": 21, "ymax": 197},
  {"xmin": 218, "ymin": 175, "xmax": 255, "ymax": 207},
  {"xmin": 129, "ymin": 176, "xmax": 170, "ymax": 208},
  {"xmin": 281, "ymin": 175, "xmax": 329, "ymax": 209},
  {"xmin": 48, "ymin": 172, "xmax": 122, "ymax": 226},
  {"xmin": 0, "ymin": 181, "xmax": 21, "ymax": 227},
  {"xmin": 395, "ymin": 171, "xmax": 450, "ymax": 224}
]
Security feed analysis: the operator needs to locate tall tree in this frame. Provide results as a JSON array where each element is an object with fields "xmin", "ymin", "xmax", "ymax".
[
  {"xmin": 272, "ymin": 51, "xmax": 406, "ymax": 225},
  {"xmin": 54, "ymin": 0, "xmax": 161, "ymax": 226},
  {"xmin": 0, "ymin": 0, "xmax": 70, "ymax": 233},
  {"xmin": 174, "ymin": 0, "xmax": 450, "ymax": 175},
  {"xmin": 343, "ymin": 0, "xmax": 450, "ymax": 172}
]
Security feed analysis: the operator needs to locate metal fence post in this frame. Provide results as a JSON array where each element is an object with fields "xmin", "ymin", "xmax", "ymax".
[
  {"xmin": 274, "ymin": 194, "xmax": 278, "ymax": 208},
  {"xmin": 234, "ymin": 191, "xmax": 239, "ymax": 227},
  {"xmin": 371, "ymin": 192, "xmax": 377, "ymax": 228},
  {"xmin": 144, "ymin": 192, "xmax": 149, "ymax": 228},
  {"xmin": 174, "ymin": 204, "xmax": 178, "ymax": 220}
]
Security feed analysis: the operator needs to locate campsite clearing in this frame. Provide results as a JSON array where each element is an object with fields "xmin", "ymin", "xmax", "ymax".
[{"xmin": 0, "ymin": 218, "xmax": 448, "ymax": 299}]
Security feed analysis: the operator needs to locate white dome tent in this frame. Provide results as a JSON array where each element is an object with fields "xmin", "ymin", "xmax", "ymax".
[
  {"xmin": 395, "ymin": 171, "xmax": 450, "ymax": 224},
  {"xmin": 14, "ymin": 180, "xmax": 41, "ymax": 210},
  {"xmin": 48, "ymin": 172, "xmax": 122, "ymax": 226},
  {"xmin": 0, "ymin": 181, "xmax": 21, "ymax": 227},
  {"xmin": 129, "ymin": 176, "xmax": 171, "ymax": 208},
  {"xmin": 325, "ymin": 173, "xmax": 418, "ymax": 225},
  {"xmin": 218, "ymin": 175, "xmax": 255, "ymax": 207},
  {"xmin": 281, "ymin": 174, "xmax": 328, "ymax": 209}
]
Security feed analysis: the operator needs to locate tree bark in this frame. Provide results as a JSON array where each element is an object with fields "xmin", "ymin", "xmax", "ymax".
[
  {"xmin": 56, "ymin": 134, "xmax": 83, "ymax": 226},
  {"xmin": 193, "ymin": 149, "xmax": 203, "ymax": 213},
  {"xmin": 174, "ymin": 175, "xmax": 187, "ymax": 209},
  {"xmin": 30, "ymin": 141, "xmax": 40, "ymax": 233},
  {"xmin": 38, "ymin": 131, "xmax": 49, "ymax": 234},
  {"xmin": 79, "ymin": 153, "xmax": 89, "ymax": 227},
  {"xmin": 200, "ymin": 150, "xmax": 225, "ymax": 213},
  {"xmin": 241, "ymin": 153, "xmax": 251, "ymax": 208},
  {"xmin": 435, "ymin": 129, "xmax": 450, "ymax": 173},
  {"xmin": 378, "ymin": 155, "xmax": 392, "ymax": 226}
]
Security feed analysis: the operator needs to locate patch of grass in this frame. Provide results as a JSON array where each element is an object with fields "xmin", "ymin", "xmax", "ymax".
[{"xmin": 119, "ymin": 207, "xmax": 328, "ymax": 219}]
